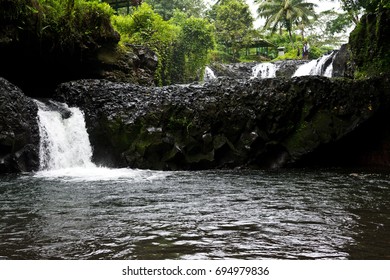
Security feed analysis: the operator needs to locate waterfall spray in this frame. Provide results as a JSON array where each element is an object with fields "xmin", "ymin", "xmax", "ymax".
[
  {"xmin": 204, "ymin": 66, "xmax": 216, "ymax": 82},
  {"xmin": 293, "ymin": 52, "xmax": 336, "ymax": 77},
  {"xmin": 251, "ymin": 62, "xmax": 278, "ymax": 79},
  {"xmin": 35, "ymin": 100, "xmax": 95, "ymax": 171}
]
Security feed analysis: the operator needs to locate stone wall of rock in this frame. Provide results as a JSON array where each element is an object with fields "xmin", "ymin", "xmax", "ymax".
[
  {"xmin": 0, "ymin": 78, "xmax": 39, "ymax": 173},
  {"xmin": 55, "ymin": 75, "xmax": 390, "ymax": 170}
]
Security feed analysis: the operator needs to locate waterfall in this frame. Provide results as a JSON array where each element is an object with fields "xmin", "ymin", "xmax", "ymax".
[
  {"xmin": 251, "ymin": 62, "xmax": 278, "ymax": 79},
  {"xmin": 34, "ymin": 100, "xmax": 168, "ymax": 181},
  {"xmin": 292, "ymin": 52, "xmax": 335, "ymax": 77},
  {"xmin": 35, "ymin": 100, "xmax": 95, "ymax": 171},
  {"xmin": 323, "ymin": 60, "xmax": 334, "ymax": 78},
  {"xmin": 204, "ymin": 66, "xmax": 216, "ymax": 82}
]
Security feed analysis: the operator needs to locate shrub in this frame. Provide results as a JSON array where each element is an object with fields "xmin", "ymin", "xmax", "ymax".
[{"xmin": 112, "ymin": 4, "xmax": 215, "ymax": 84}]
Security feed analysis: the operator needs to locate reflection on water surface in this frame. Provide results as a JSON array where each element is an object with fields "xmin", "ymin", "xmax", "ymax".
[{"xmin": 1, "ymin": 169, "xmax": 389, "ymax": 259}]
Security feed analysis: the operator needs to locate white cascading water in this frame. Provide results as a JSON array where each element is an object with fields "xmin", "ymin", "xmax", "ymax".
[
  {"xmin": 251, "ymin": 62, "xmax": 278, "ymax": 79},
  {"xmin": 292, "ymin": 52, "xmax": 335, "ymax": 77},
  {"xmin": 323, "ymin": 60, "xmax": 334, "ymax": 77},
  {"xmin": 35, "ymin": 100, "xmax": 95, "ymax": 170},
  {"xmin": 34, "ymin": 100, "xmax": 167, "ymax": 181},
  {"xmin": 204, "ymin": 66, "xmax": 216, "ymax": 82}
]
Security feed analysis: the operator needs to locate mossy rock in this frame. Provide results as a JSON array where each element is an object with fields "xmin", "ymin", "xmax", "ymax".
[{"xmin": 349, "ymin": 8, "xmax": 390, "ymax": 77}]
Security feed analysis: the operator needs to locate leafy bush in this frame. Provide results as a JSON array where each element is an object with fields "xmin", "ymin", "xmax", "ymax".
[
  {"xmin": 112, "ymin": 3, "xmax": 180, "ymax": 84},
  {"xmin": 1, "ymin": 0, "xmax": 116, "ymax": 51},
  {"xmin": 39, "ymin": 0, "xmax": 115, "ymax": 49},
  {"xmin": 112, "ymin": 4, "xmax": 215, "ymax": 84},
  {"xmin": 171, "ymin": 12, "xmax": 215, "ymax": 82}
]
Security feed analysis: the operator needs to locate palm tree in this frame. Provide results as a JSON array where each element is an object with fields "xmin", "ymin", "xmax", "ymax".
[{"xmin": 256, "ymin": 0, "xmax": 317, "ymax": 42}]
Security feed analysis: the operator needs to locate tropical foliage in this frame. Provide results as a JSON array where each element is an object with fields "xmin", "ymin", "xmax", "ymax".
[
  {"xmin": 339, "ymin": 0, "xmax": 389, "ymax": 23},
  {"xmin": 210, "ymin": 0, "xmax": 254, "ymax": 60},
  {"xmin": 144, "ymin": 0, "xmax": 206, "ymax": 20},
  {"xmin": 112, "ymin": 3, "xmax": 215, "ymax": 84},
  {"xmin": 256, "ymin": 0, "xmax": 317, "ymax": 42},
  {"xmin": 2, "ymin": 0, "xmax": 389, "ymax": 84},
  {"xmin": 170, "ymin": 12, "xmax": 216, "ymax": 82},
  {"xmin": 1, "ymin": 0, "xmax": 115, "ymax": 50}
]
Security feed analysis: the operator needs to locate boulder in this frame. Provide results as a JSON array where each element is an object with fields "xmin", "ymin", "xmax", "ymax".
[
  {"xmin": 208, "ymin": 60, "xmax": 308, "ymax": 80},
  {"xmin": 0, "ymin": 78, "xmax": 40, "ymax": 173},
  {"xmin": 208, "ymin": 62, "xmax": 258, "ymax": 79},
  {"xmin": 98, "ymin": 44, "xmax": 158, "ymax": 86},
  {"xmin": 332, "ymin": 44, "xmax": 355, "ymax": 78},
  {"xmin": 274, "ymin": 60, "xmax": 307, "ymax": 78}
]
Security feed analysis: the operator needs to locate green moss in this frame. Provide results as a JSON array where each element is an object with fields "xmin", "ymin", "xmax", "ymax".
[
  {"xmin": 168, "ymin": 115, "xmax": 190, "ymax": 130},
  {"xmin": 1, "ymin": 0, "xmax": 117, "ymax": 52},
  {"xmin": 283, "ymin": 110, "xmax": 338, "ymax": 158},
  {"xmin": 350, "ymin": 9, "xmax": 390, "ymax": 77}
]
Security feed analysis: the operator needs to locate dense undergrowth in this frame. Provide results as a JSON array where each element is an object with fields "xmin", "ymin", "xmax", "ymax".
[
  {"xmin": 349, "ymin": 8, "xmax": 390, "ymax": 78},
  {"xmin": 112, "ymin": 3, "xmax": 215, "ymax": 85},
  {"xmin": 0, "ymin": 0, "xmax": 117, "ymax": 51},
  {"xmin": 0, "ymin": 0, "xmax": 216, "ymax": 85}
]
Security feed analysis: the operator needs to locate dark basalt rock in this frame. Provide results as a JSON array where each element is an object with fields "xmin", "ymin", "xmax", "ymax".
[
  {"xmin": 98, "ymin": 44, "xmax": 158, "ymax": 86},
  {"xmin": 332, "ymin": 44, "xmax": 355, "ymax": 78},
  {"xmin": 0, "ymin": 78, "xmax": 40, "ymax": 173},
  {"xmin": 208, "ymin": 62, "xmax": 258, "ymax": 79},
  {"xmin": 274, "ymin": 60, "xmax": 307, "ymax": 78},
  {"xmin": 55, "ymin": 75, "xmax": 390, "ymax": 170},
  {"xmin": 208, "ymin": 60, "xmax": 308, "ymax": 80}
]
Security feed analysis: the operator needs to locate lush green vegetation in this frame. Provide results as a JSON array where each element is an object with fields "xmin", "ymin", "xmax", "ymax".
[
  {"xmin": 256, "ymin": 0, "xmax": 317, "ymax": 42},
  {"xmin": 0, "ymin": 0, "xmax": 116, "ymax": 51},
  {"xmin": 211, "ymin": 0, "xmax": 254, "ymax": 60},
  {"xmin": 1, "ymin": 0, "xmax": 389, "ymax": 84},
  {"xmin": 349, "ymin": 8, "xmax": 390, "ymax": 77},
  {"xmin": 112, "ymin": 4, "xmax": 215, "ymax": 84},
  {"xmin": 144, "ymin": 0, "xmax": 207, "ymax": 20}
]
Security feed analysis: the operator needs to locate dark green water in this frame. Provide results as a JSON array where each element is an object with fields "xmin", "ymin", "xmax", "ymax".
[{"xmin": 1, "ymin": 168, "xmax": 389, "ymax": 259}]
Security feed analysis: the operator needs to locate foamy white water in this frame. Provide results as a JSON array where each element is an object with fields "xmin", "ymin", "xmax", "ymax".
[
  {"xmin": 324, "ymin": 61, "xmax": 334, "ymax": 78},
  {"xmin": 33, "ymin": 167, "xmax": 169, "ymax": 182},
  {"xmin": 36, "ymin": 101, "xmax": 95, "ymax": 170},
  {"xmin": 293, "ymin": 52, "xmax": 335, "ymax": 77},
  {"xmin": 251, "ymin": 62, "xmax": 278, "ymax": 79},
  {"xmin": 35, "ymin": 100, "xmax": 168, "ymax": 181},
  {"xmin": 204, "ymin": 66, "xmax": 216, "ymax": 82}
]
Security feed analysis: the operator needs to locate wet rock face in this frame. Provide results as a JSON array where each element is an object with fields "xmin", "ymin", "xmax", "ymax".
[
  {"xmin": 0, "ymin": 78, "xmax": 39, "ymax": 173},
  {"xmin": 208, "ymin": 62, "xmax": 258, "ymax": 79},
  {"xmin": 274, "ymin": 60, "xmax": 307, "ymax": 78},
  {"xmin": 0, "ymin": 0, "xmax": 157, "ymax": 97},
  {"xmin": 55, "ymin": 75, "xmax": 390, "ymax": 170},
  {"xmin": 96, "ymin": 44, "xmax": 158, "ymax": 86},
  {"xmin": 209, "ymin": 60, "xmax": 307, "ymax": 80},
  {"xmin": 349, "ymin": 8, "xmax": 390, "ymax": 76},
  {"xmin": 332, "ymin": 44, "xmax": 354, "ymax": 78},
  {"xmin": 0, "ymin": 39, "xmax": 157, "ymax": 98}
]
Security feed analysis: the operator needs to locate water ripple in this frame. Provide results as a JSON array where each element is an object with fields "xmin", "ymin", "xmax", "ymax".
[{"xmin": 1, "ymin": 169, "xmax": 390, "ymax": 259}]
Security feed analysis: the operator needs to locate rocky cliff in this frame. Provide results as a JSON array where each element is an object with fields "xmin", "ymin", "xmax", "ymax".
[
  {"xmin": 349, "ymin": 8, "xmax": 390, "ymax": 77},
  {"xmin": 0, "ymin": 0, "xmax": 158, "ymax": 98},
  {"xmin": 0, "ymin": 78, "xmax": 40, "ymax": 173},
  {"xmin": 55, "ymin": 75, "xmax": 390, "ymax": 170}
]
